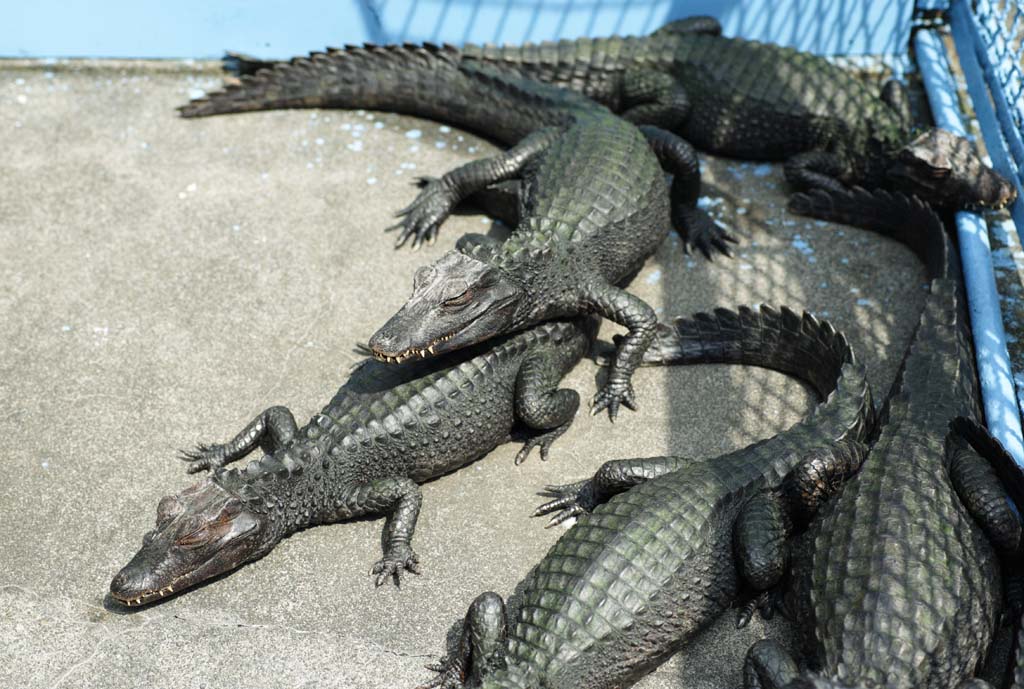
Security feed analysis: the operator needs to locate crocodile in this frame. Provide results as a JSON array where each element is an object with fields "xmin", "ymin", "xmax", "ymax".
[
  {"xmin": 740, "ymin": 188, "xmax": 1024, "ymax": 689},
  {"xmin": 181, "ymin": 44, "xmax": 724, "ymax": 418},
  {"xmin": 416, "ymin": 303, "xmax": 875, "ymax": 689},
  {"xmin": 109, "ymin": 317, "xmax": 595, "ymax": 606},
  {"xmin": 215, "ymin": 18, "xmax": 1017, "ymax": 211}
]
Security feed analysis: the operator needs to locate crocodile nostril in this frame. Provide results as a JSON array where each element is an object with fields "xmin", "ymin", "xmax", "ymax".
[{"xmin": 109, "ymin": 571, "xmax": 129, "ymax": 593}]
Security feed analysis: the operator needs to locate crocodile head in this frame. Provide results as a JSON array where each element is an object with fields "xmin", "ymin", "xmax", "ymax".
[
  {"xmin": 887, "ymin": 128, "xmax": 1017, "ymax": 210},
  {"xmin": 368, "ymin": 250, "xmax": 522, "ymax": 363},
  {"xmin": 110, "ymin": 479, "xmax": 272, "ymax": 606}
]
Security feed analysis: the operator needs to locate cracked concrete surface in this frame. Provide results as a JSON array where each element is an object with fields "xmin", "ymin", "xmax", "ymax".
[{"xmin": 1, "ymin": 62, "xmax": 926, "ymax": 688}]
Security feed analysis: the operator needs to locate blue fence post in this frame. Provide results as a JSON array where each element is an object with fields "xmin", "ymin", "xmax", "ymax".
[{"xmin": 914, "ymin": 24, "xmax": 1024, "ymax": 465}]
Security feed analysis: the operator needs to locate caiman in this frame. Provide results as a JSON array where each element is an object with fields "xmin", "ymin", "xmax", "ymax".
[
  {"xmin": 110, "ymin": 317, "xmax": 595, "ymax": 605},
  {"xmin": 741, "ymin": 188, "xmax": 1024, "ymax": 689},
  {"xmin": 416, "ymin": 303, "xmax": 875, "ymax": 689},
  {"xmin": 181, "ymin": 45, "xmax": 722, "ymax": 418},
  {"xmin": 221, "ymin": 17, "xmax": 1017, "ymax": 211}
]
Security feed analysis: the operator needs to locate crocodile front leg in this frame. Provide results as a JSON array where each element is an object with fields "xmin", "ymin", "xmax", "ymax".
[
  {"xmin": 178, "ymin": 405, "xmax": 298, "ymax": 473},
  {"xmin": 743, "ymin": 639, "xmax": 800, "ymax": 689},
  {"xmin": 330, "ymin": 478, "xmax": 424, "ymax": 586},
  {"xmin": 511, "ymin": 335, "xmax": 585, "ymax": 464},
  {"xmin": 533, "ymin": 455, "xmax": 694, "ymax": 526},
  {"xmin": 640, "ymin": 124, "xmax": 736, "ymax": 258},
  {"xmin": 581, "ymin": 279, "xmax": 657, "ymax": 419},
  {"xmin": 783, "ymin": 150, "xmax": 852, "ymax": 194},
  {"xmin": 881, "ymin": 79, "xmax": 913, "ymax": 128},
  {"xmin": 388, "ymin": 127, "xmax": 561, "ymax": 248},
  {"xmin": 419, "ymin": 591, "xmax": 508, "ymax": 689}
]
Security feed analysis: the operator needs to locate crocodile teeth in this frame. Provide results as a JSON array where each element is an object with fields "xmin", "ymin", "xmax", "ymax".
[{"xmin": 428, "ymin": 345, "xmax": 435, "ymax": 355}]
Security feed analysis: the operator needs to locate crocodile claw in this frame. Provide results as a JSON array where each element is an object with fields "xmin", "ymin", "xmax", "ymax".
[
  {"xmin": 177, "ymin": 444, "xmax": 228, "ymax": 474},
  {"xmin": 533, "ymin": 479, "xmax": 594, "ymax": 527},
  {"xmin": 371, "ymin": 548, "xmax": 421, "ymax": 587},
  {"xmin": 416, "ymin": 656, "xmax": 466, "ymax": 689},
  {"xmin": 514, "ymin": 422, "xmax": 571, "ymax": 464},
  {"xmin": 678, "ymin": 206, "xmax": 737, "ymax": 260},
  {"xmin": 590, "ymin": 382, "xmax": 637, "ymax": 420},
  {"xmin": 385, "ymin": 176, "xmax": 454, "ymax": 249}
]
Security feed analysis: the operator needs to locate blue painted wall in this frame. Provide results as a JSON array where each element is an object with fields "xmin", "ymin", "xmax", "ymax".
[{"xmin": 5, "ymin": 0, "xmax": 912, "ymax": 59}]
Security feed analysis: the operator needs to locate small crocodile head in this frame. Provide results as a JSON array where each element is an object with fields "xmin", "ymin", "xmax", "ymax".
[
  {"xmin": 110, "ymin": 479, "xmax": 271, "ymax": 607},
  {"xmin": 368, "ymin": 250, "xmax": 523, "ymax": 363},
  {"xmin": 887, "ymin": 128, "xmax": 1017, "ymax": 210}
]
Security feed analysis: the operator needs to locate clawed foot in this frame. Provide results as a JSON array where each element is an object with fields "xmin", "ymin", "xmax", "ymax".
[
  {"xmin": 514, "ymin": 423, "xmax": 571, "ymax": 465},
  {"xmin": 178, "ymin": 444, "xmax": 229, "ymax": 474},
  {"xmin": 679, "ymin": 206, "xmax": 738, "ymax": 259},
  {"xmin": 590, "ymin": 381, "xmax": 637, "ymax": 420},
  {"xmin": 736, "ymin": 589, "xmax": 782, "ymax": 629},
  {"xmin": 371, "ymin": 546, "xmax": 421, "ymax": 587},
  {"xmin": 416, "ymin": 656, "xmax": 466, "ymax": 689},
  {"xmin": 533, "ymin": 480, "xmax": 596, "ymax": 527},
  {"xmin": 385, "ymin": 176, "xmax": 456, "ymax": 249}
]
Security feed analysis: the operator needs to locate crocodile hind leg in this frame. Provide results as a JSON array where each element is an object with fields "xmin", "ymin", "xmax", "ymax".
[
  {"xmin": 743, "ymin": 639, "xmax": 800, "ymax": 689},
  {"xmin": 387, "ymin": 127, "xmax": 560, "ymax": 248},
  {"xmin": 328, "ymin": 478, "xmax": 424, "ymax": 586},
  {"xmin": 619, "ymin": 68, "xmax": 691, "ymax": 131},
  {"xmin": 948, "ymin": 420, "xmax": 1024, "ymax": 554},
  {"xmin": 783, "ymin": 150, "xmax": 852, "ymax": 194},
  {"xmin": 580, "ymin": 278, "xmax": 658, "ymax": 419},
  {"xmin": 178, "ymin": 405, "xmax": 298, "ymax": 473},
  {"xmin": 533, "ymin": 455, "xmax": 695, "ymax": 526},
  {"xmin": 734, "ymin": 439, "xmax": 868, "ymax": 626},
  {"xmin": 640, "ymin": 124, "xmax": 736, "ymax": 258},
  {"xmin": 419, "ymin": 592, "xmax": 508, "ymax": 688}
]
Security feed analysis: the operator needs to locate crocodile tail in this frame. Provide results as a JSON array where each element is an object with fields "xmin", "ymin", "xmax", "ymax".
[
  {"xmin": 788, "ymin": 187, "xmax": 953, "ymax": 281},
  {"xmin": 642, "ymin": 304, "xmax": 856, "ymax": 402},
  {"xmin": 180, "ymin": 43, "xmax": 466, "ymax": 119}
]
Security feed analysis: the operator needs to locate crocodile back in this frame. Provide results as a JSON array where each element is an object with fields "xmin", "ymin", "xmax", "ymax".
[
  {"xmin": 461, "ymin": 35, "xmax": 675, "ymax": 111},
  {"xmin": 498, "ymin": 113, "xmax": 670, "ymax": 284},
  {"xmin": 212, "ymin": 319, "xmax": 592, "ymax": 526},
  {"xmin": 671, "ymin": 34, "xmax": 906, "ymax": 163},
  {"xmin": 497, "ymin": 309, "xmax": 871, "ymax": 689},
  {"xmin": 794, "ymin": 280, "xmax": 996, "ymax": 689}
]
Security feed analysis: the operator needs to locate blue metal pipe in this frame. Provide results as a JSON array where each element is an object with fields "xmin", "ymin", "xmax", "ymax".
[{"xmin": 914, "ymin": 26, "xmax": 1024, "ymax": 464}]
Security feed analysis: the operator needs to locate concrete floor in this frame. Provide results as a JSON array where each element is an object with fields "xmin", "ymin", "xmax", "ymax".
[{"xmin": 0, "ymin": 62, "xmax": 929, "ymax": 689}]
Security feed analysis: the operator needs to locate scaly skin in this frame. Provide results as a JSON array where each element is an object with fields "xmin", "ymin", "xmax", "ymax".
[
  {"xmin": 181, "ymin": 44, "xmax": 723, "ymax": 418},
  {"xmin": 458, "ymin": 21, "xmax": 1017, "ymax": 210},
  {"xmin": 109, "ymin": 318, "xmax": 594, "ymax": 606},
  {"xmin": 211, "ymin": 19, "xmax": 1017, "ymax": 210},
  {"xmin": 417, "ymin": 304, "xmax": 875, "ymax": 689},
  {"xmin": 741, "ymin": 189, "xmax": 1024, "ymax": 689}
]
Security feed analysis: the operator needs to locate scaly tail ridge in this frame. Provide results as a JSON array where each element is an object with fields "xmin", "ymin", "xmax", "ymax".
[
  {"xmin": 180, "ymin": 43, "xmax": 463, "ymax": 119},
  {"xmin": 643, "ymin": 305, "xmax": 855, "ymax": 401},
  {"xmin": 788, "ymin": 187, "xmax": 952, "ymax": 281}
]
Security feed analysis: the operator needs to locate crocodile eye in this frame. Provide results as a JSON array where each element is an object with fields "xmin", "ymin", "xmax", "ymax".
[
  {"xmin": 442, "ymin": 290, "xmax": 473, "ymax": 308},
  {"xmin": 175, "ymin": 526, "xmax": 211, "ymax": 548}
]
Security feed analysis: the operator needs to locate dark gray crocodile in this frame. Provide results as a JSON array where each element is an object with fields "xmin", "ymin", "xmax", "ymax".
[
  {"xmin": 741, "ymin": 189, "xmax": 1024, "ymax": 689},
  {"xmin": 416, "ymin": 303, "xmax": 875, "ymax": 689},
  {"xmin": 110, "ymin": 317, "xmax": 595, "ymax": 606},
  {"xmin": 181, "ymin": 44, "xmax": 721, "ymax": 418},
  {"xmin": 210, "ymin": 19, "xmax": 1017, "ymax": 211}
]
